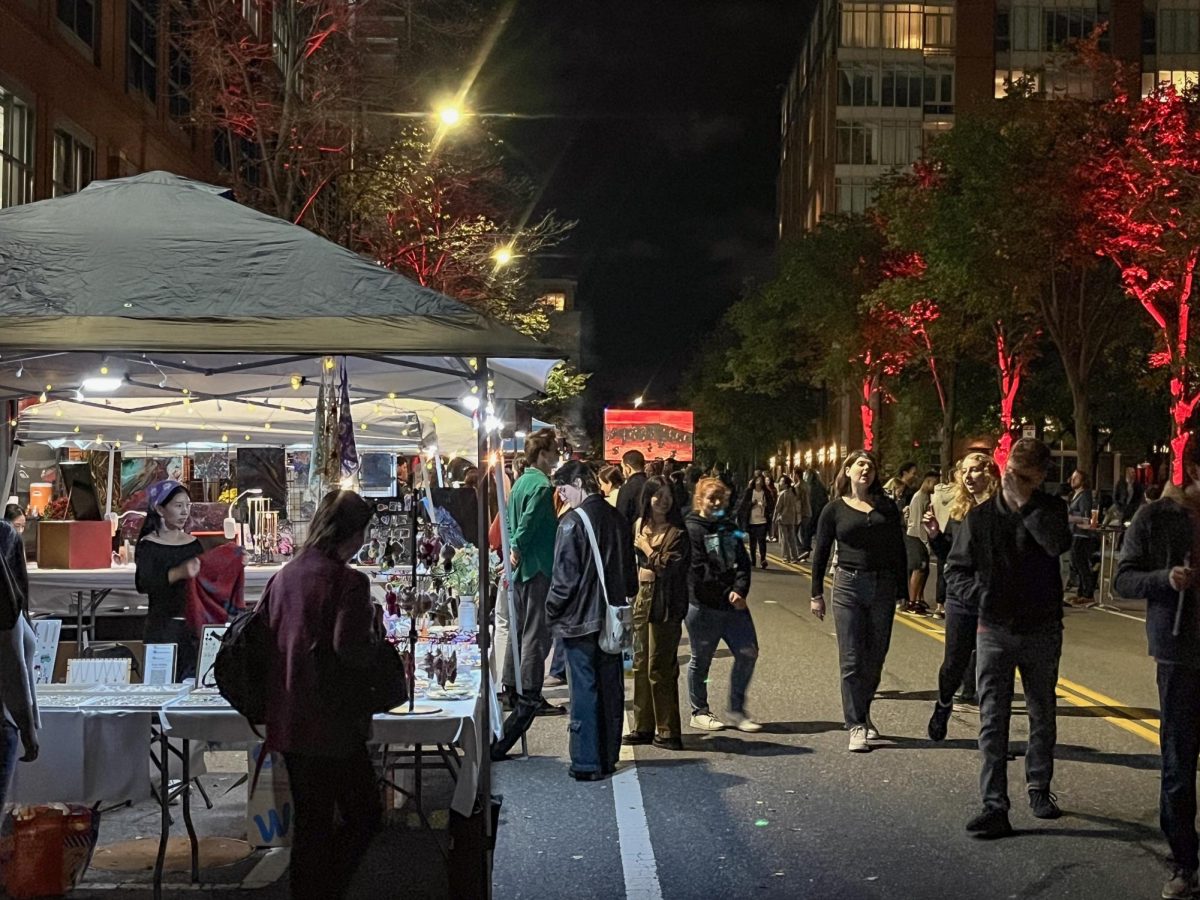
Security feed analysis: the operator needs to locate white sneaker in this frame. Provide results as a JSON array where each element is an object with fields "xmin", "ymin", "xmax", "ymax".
[
  {"xmin": 848, "ymin": 725, "xmax": 871, "ymax": 752},
  {"xmin": 727, "ymin": 711, "xmax": 763, "ymax": 733},
  {"xmin": 690, "ymin": 712, "xmax": 726, "ymax": 731},
  {"xmin": 866, "ymin": 718, "xmax": 880, "ymax": 741}
]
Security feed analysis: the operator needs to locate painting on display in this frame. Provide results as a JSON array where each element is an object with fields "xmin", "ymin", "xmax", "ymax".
[
  {"xmin": 603, "ymin": 409, "xmax": 695, "ymax": 463},
  {"xmin": 120, "ymin": 457, "xmax": 184, "ymax": 512},
  {"xmin": 236, "ymin": 448, "xmax": 288, "ymax": 520}
]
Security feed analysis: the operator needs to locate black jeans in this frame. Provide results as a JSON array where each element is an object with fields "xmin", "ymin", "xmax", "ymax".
[
  {"xmin": 501, "ymin": 572, "xmax": 552, "ymax": 700},
  {"xmin": 284, "ymin": 746, "xmax": 381, "ymax": 900},
  {"xmin": 937, "ymin": 608, "xmax": 978, "ymax": 705},
  {"xmin": 831, "ymin": 569, "xmax": 897, "ymax": 727},
  {"xmin": 562, "ymin": 632, "xmax": 625, "ymax": 775},
  {"xmin": 1071, "ymin": 535, "xmax": 1099, "ymax": 599},
  {"xmin": 747, "ymin": 524, "xmax": 768, "ymax": 565},
  {"xmin": 1158, "ymin": 662, "xmax": 1200, "ymax": 872},
  {"xmin": 977, "ymin": 624, "xmax": 1062, "ymax": 811}
]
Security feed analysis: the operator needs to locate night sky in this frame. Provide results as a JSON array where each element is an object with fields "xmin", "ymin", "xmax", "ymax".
[{"xmin": 476, "ymin": 1, "xmax": 811, "ymax": 423}]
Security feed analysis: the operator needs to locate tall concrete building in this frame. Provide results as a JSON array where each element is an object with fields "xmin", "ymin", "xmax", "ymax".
[{"xmin": 778, "ymin": 1, "xmax": 1200, "ymax": 241}]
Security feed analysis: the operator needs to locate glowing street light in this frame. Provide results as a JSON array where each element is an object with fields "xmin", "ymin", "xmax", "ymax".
[
  {"xmin": 493, "ymin": 246, "xmax": 515, "ymax": 266},
  {"xmin": 633, "ymin": 396, "xmax": 644, "ymax": 409},
  {"xmin": 438, "ymin": 106, "xmax": 463, "ymax": 127}
]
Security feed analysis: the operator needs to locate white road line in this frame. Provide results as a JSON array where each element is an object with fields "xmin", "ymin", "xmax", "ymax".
[{"xmin": 613, "ymin": 714, "xmax": 663, "ymax": 900}]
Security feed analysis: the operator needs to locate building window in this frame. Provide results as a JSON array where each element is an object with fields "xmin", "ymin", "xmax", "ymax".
[
  {"xmin": 1145, "ymin": 69, "xmax": 1200, "ymax": 94},
  {"xmin": 881, "ymin": 65, "xmax": 923, "ymax": 108},
  {"xmin": 1144, "ymin": 13, "xmax": 1158, "ymax": 55},
  {"xmin": 995, "ymin": 10, "xmax": 1011, "ymax": 51},
  {"xmin": 882, "ymin": 4, "xmax": 923, "ymax": 48},
  {"xmin": 52, "ymin": 129, "xmax": 94, "ymax": 196},
  {"xmin": 57, "ymin": 0, "xmax": 96, "ymax": 49},
  {"xmin": 841, "ymin": 3, "xmax": 923, "ymax": 49},
  {"xmin": 996, "ymin": 68, "xmax": 1040, "ymax": 98},
  {"xmin": 878, "ymin": 120, "xmax": 924, "ymax": 166},
  {"xmin": 836, "ymin": 176, "xmax": 875, "ymax": 214},
  {"xmin": 837, "ymin": 120, "xmax": 876, "ymax": 166},
  {"xmin": 168, "ymin": 1, "xmax": 192, "ymax": 121},
  {"xmin": 242, "ymin": 0, "xmax": 259, "ymax": 35},
  {"xmin": 924, "ymin": 9, "xmax": 953, "ymax": 48},
  {"xmin": 838, "ymin": 63, "xmax": 880, "ymax": 106},
  {"xmin": 836, "ymin": 120, "xmax": 923, "ymax": 168},
  {"xmin": 0, "ymin": 87, "xmax": 35, "ymax": 209},
  {"xmin": 539, "ymin": 292, "xmax": 567, "ymax": 313},
  {"xmin": 923, "ymin": 64, "xmax": 954, "ymax": 114},
  {"xmin": 128, "ymin": 0, "xmax": 159, "ymax": 102},
  {"xmin": 1160, "ymin": 9, "xmax": 1200, "ymax": 54},
  {"xmin": 273, "ymin": 0, "xmax": 293, "ymax": 71}
]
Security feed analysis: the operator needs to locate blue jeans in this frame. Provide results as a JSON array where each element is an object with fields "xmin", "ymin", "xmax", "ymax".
[
  {"xmin": 831, "ymin": 568, "xmax": 897, "ymax": 727},
  {"xmin": 685, "ymin": 604, "xmax": 759, "ymax": 716},
  {"xmin": 549, "ymin": 635, "xmax": 566, "ymax": 679},
  {"xmin": 0, "ymin": 720, "xmax": 19, "ymax": 810},
  {"xmin": 977, "ymin": 623, "xmax": 1062, "ymax": 811},
  {"xmin": 1158, "ymin": 662, "xmax": 1200, "ymax": 871},
  {"xmin": 562, "ymin": 633, "xmax": 624, "ymax": 775}
]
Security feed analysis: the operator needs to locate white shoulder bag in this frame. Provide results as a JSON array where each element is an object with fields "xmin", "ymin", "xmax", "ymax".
[{"xmin": 575, "ymin": 507, "xmax": 633, "ymax": 655}]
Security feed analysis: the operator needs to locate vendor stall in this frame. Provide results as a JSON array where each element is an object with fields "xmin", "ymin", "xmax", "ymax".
[{"xmin": 0, "ymin": 171, "xmax": 561, "ymax": 899}]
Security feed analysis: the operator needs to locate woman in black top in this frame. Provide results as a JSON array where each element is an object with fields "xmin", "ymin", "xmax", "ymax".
[
  {"xmin": 922, "ymin": 452, "xmax": 999, "ymax": 740},
  {"xmin": 810, "ymin": 450, "xmax": 907, "ymax": 753},
  {"xmin": 135, "ymin": 480, "xmax": 202, "ymax": 678}
]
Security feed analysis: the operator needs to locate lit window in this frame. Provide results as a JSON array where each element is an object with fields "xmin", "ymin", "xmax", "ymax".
[
  {"xmin": 0, "ymin": 86, "xmax": 35, "ymax": 209},
  {"xmin": 540, "ymin": 292, "xmax": 567, "ymax": 313},
  {"xmin": 1150, "ymin": 69, "xmax": 1200, "ymax": 94},
  {"xmin": 128, "ymin": 0, "xmax": 159, "ymax": 101},
  {"xmin": 57, "ymin": 0, "xmax": 96, "ymax": 49},
  {"xmin": 923, "ymin": 9, "xmax": 954, "ymax": 48},
  {"xmin": 52, "ymin": 129, "xmax": 94, "ymax": 196}
]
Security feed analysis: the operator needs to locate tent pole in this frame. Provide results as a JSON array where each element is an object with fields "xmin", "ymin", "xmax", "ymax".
[{"xmin": 474, "ymin": 358, "xmax": 494, "ymax": 899}]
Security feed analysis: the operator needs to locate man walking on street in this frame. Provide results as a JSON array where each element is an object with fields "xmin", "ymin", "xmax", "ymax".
[
  {"xmin": 945, "ymin": 438, "xmax": 1072, "ymax": 838},
  {"xmin": 1115, "ymin": 429, "xmax": 1200, "ymax": 900},
  {"xmin": 492, "ymin": 429, "xmax": 564, "ymax": 762},
  {"xmin": 616, "ymin": 450, "xmax": 649, "ymax": 526}
]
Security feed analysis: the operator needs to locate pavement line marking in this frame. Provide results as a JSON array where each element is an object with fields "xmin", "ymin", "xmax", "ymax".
[
  {"xmin": 614, "ymin": 714, "xmax": 663, "ymax": 900},
  {"xmin": 777, "ymin": 556, "xmax": 1163, "ymax": 748}
]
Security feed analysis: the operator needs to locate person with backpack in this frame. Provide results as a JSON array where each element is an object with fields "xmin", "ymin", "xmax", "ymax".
[
  {"xmin": 259, "ymin": 490, "xmax": 383, "ymax": 900},
  {"xmin": 545, "ymin": 461, "xmax": 638, "ymax": 780}
]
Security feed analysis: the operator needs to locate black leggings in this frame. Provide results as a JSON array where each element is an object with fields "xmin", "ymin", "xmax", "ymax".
[
  {"xmin": 937, "ymin": 608, "xmax": 978, "ymax": 705},
  {"xmin": 747, "ymin": 524, "xmax": 768, "ymax": 564}
]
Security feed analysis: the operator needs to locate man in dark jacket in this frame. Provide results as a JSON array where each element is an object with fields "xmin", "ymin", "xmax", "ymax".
[
  {"xmin": 1115, "ymin": 459, "xmax": 1200, "ymax": 899},
  {"xmin": 543, "ymin": 461, "xmax": 638, "ymax": 780},
  {"xmin": 945, "ymin": 438, "xmax": 1072, "ymax": 838},
  {"xmin": 615, "ymin": 450, "xmax": 648, "ymax": 525}
]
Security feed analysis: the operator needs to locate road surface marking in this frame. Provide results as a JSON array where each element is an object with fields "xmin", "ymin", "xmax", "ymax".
[
  {"xmin": 769, "ymin": 554, "xmax": 1162, "ymax": 748},
  {"xmin": 614, "ymin": 714, "xmax": 663, "ymax": 900}
]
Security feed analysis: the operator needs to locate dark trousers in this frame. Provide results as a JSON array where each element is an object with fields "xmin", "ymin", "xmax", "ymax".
[
  {"xmin": 937, "ymin": 609, "xmax": 978, "ymax": 706},
  {"xmin": 0, "ymin": 720, "xmax": 18, "ymax": 810},
  {"xmin": 1158, "ymin": 662, "xmax": 1200, "ymax": 872},
  {"xmin": 685, "ymin": 604, "xmax": 759, "ymax": 715},
  {"xmin": 631, "ymin": 585, "xmax": 683, "ymax": 739},
  {"xmin": 799, "ymin": 517, "xmax": 813, "ymax": 551},
  {"xmin": 1071, "ymin": 535, "xmax": 1099, "ymax": 599},
  {"xmin": 563, "ymin": 632, "xmax": 624, "ymax": 775},
  {"xmin": 830, "ymin": 569, "xmax": 896, "ymax": 727},
  {"xmin": 283, "ymin": 746, "xmax": 381, "ymax": 900},
  {"xmin": 747, "ymin": 524, "xmax": 768, "ymax": 565},
  {"xmin": 501, "ymin": 572, "xmax": 551, "ymax": 699},
  {"xmin": 977, "ymin": 624, "xmax": 1062, "ymax": 811}
]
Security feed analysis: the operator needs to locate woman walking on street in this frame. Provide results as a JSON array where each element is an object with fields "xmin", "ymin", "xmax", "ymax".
[
  {"xmin": 903, "ymin": 472, "xmax": 938, "ymax": 615},
  {"xmin": 685, "ymin": 476, "xmax": 760, "ymax": 733},
  {"xmin": 1067, "ymin": 470, "xmax": 1099, "ymax": 608},
  {"xmin": 624, "ymin": 476, "xmax": 690, "ymax": 750},
  {"xmin": 548, "ymin": 461, "xmax": 639, "ymax": 780},
  {"xmin": 774, "ymin": 476, "xmax": 803, "ymax": 563},
  {"xmin": 924, "ymin": 452, "xmax": 1000, "ymax": 740},
  {"xmin": 737, "ymin": 474, "xmax": 773, "ymax": 569},
  {"xmin": 810, "ymin": 450, "xmax": 908, "ymax": 752}
]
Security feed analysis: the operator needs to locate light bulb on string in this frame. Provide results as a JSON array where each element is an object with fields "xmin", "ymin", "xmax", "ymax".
[
  {"xmin": 114, "ymin": 441, "xmax": 121, "ymax": 449},
  {"xmin": 290, "ymin": 374, "xmax": 302, "ymax": 391},
  {"xmin": 136, "ymin": 433, "xmax": 143, "ymax": 442},
  {"xmin": 73, "ymin": 425, "xmax": 80, "ymax": 433},
  {"xmin": 222, "ymin": 433, "xmax": 228, "ymax": 442},
  {"xmin": 181, "ymin": 388, "xmax": 190, "ymax": 396},
  {"xmin": 45, "ymin": 384, "xmax": 52, "ymax": 391},
  {"xmin": 38, "ymin": 391, "xmax": 46, "ymax": 403},
  {"xmin": 324, "ymin": 357, "xmax": 335, "ymax": 371},
  {"xmin": 264, "ymin": 422, "xmax": 272, "ymax": 430},
  {"xmin": 360, "ymin": 423, "xmax": 367, "ymax": 431},
  {"xmin": 154, "ymin": 422, "xmax": 161, "ymax": 431},
  {"xmin": 54, "ymin": 409, "xmax": 62, "ymax": 417},
  {"xmin": 387, "ymin": 392, "xmax": 396, "ymax": 400},
  {"xmin": 244, "ymin": 434, "xmax": 250, "ymax": 441}
]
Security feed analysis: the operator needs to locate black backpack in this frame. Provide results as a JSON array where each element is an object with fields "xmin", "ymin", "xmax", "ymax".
[{"xmin": 213, "ymin": 604, "xmax": 271, "ymax": 727}]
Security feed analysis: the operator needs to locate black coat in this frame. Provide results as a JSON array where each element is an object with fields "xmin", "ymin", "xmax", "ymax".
[
  {"xmin": 615, "ymin": 473, "xmax": 648, "ymax": 527},
  {"xmin": 547, "ymin": 496, "xmax": 638, "ymax": 639},
  {"xmin": 1114, "ymin": 494, "xmax": 1200, "ymax": 666},
  {"xmin": 685, "ymin": 512, "xmax": 752, "ymax": 610}
]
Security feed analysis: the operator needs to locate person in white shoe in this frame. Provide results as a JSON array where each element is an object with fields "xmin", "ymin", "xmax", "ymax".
[
  {"xmin": 684, "ymin": 477, "xmax": 760, "ymax": 733},
  {"xmin": 809, "ymin": 450, "xmax": 907, "ymax": 753}
]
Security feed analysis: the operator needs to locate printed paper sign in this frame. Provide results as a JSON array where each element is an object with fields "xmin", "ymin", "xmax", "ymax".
[
  {"xmin": 32, "ymin": 620, "xmax": 61, "ymax": 685},
  {"xmin": 196, "ymin": 624, "xmax": 228, "ymax": 688},
  {"xmin": 143, "ymin": 643, "xmax": 177, "ymax": 685}
]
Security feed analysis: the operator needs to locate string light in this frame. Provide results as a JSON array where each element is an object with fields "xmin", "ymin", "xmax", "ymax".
[
  {"xmin": 154, "ymin": 422, "xmax": 161, "ymax": 431},
  {"xmin": 264, "ymin": 422, "xmax": 272, "ymax": 430},
  {"xmin": 360, "ymin": 423, "xmax": 367, "ymax": 431},
  {"xmin": 181, "ymin": 388, "xmax": 190, "ymax": 396},
  {"xmin": 290, "ymin": 374, "xmax": 302, "ymax": 391},
  {"xmin": 73, "ymin": 425, "xmax": 80, "ymax": 433},
  {"xmin": 38, "ymin": 391, "xmax": 47, "ymax": 403},
  {"xmin": 45, "ymin": 384, "xmax": 52, "ymax": 391},
  {"xmin": 387, "ymin": 392, "xmax": 396, "ymax": 400},
  {"xmin": 114, "ymin": 441, "xmax": 121, "ymax": 449},
  {"xmin": 222, "ymin": 434, "xmax": 228, "ymax": 442},
  {"xmin": 324, "ymin": 356, "xmax": 335, "ymax": 370},
  {"xmin": 99, "ymin": 363, "xmax": 109, "ymax": 375},
  {"xmin": 54, "ymin": 409, "xmax": 62, "ymax": 417},
  {"xmin": 136, "ymin": 433, "xmax": 143, "ymax": 442}
]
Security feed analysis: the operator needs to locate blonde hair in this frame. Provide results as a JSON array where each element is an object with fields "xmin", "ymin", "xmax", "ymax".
[
  {"xmin": 693, "ymin": 476, "xmax": 729, "ymax": 509},
  {"xmin": 947, "ymin": 452, "xmax": 1000, "ymax": 522}
]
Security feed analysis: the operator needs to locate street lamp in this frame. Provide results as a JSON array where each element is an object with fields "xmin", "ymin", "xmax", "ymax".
[
  {"xmin": 632, "ymin": 396, "xmax": 644, "ymax": 409},
  {"xmin": 493, "ymin": 246, "xmax": 514, "ymax": 266},
  {"xmin": 438, "ymin": 106, "xmax": 463, "ymax": 127}
]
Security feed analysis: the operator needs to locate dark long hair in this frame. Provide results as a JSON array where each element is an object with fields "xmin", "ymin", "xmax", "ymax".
[
  {"xmin": 303, "ymin": 490, "xmax": 374, "ymax": 557},
  {"xmin": 834, "ymin": 450, "xmax": 886, "ymax": 500},
  {"xmin": 638, "ymin": 476, "xmax": 685, "ymax": 530},
  {"xmin": 552, "ymin": 460, "xmax": 600, "ymax": 494},
  {"xmin": 138, "ymin": 484, "xmax": 190, "ymax": 541}
]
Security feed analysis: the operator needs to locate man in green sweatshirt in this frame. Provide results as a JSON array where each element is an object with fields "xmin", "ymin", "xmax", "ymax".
[{"xmin": 493, "ymin": 428, "xmax": 563, "ymax": 760}]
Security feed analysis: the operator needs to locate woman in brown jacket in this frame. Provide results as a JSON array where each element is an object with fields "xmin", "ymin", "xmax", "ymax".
[{"xmin": 623, "ymin": 476, "xmax": 690, "ymax": 750}]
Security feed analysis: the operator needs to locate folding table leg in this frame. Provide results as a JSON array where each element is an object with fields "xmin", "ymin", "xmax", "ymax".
[
  {"xmin": 181, "ymin": 738, "xmax": 199, "ymax": 882},
  {"xmin": 154, "ymin": 730, "xmax": 170, "ymax": 900}
]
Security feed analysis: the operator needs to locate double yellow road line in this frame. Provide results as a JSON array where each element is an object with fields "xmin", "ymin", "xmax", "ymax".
[{"xmin": 767, "ymin": 553, "xmax": 1162, "ymax": 748}]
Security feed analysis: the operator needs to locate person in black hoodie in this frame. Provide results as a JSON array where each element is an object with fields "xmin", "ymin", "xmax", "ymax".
[
  {"xmin": 615, "ymin": 450, "xmax": 649, "ymax": 526},
  {"xmin": 1115, "ymin": 430, "xmax": 1200, "ymax": 900},
  {"xmin": 545, "ymin": 461, "xmax": 638, "ymax": 781},
  {"xmin": 946, "ymin": 438, "xmax": 1072, "ymax": 838},
  {"xmin": 684, "ymin": 476, "xmax": 758, "ymax": 733}
]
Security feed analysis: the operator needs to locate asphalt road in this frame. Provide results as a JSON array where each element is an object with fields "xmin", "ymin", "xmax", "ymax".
[{"xmin": 492, "ymin": 552, "xmax": 1171, "ymax": 900}]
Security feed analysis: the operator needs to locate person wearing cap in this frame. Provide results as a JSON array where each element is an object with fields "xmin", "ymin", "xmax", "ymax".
[{"xmin": 135, "ymin": 480, "xmax": 202, "ymax": 677}]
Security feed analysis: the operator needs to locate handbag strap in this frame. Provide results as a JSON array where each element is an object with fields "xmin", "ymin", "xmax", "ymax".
[{"xmin": 574, "ymin": 507, "xmax": 610, "ymax": 606}]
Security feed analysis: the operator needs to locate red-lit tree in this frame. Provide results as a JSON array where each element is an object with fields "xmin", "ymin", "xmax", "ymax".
[
  {"xmin": 852, "ymin": 298, "xmax": 938, "ymax": 451},
  {"xmin": 1083, "ymin": 83, "xmax": 1200, "ymax": 484}
]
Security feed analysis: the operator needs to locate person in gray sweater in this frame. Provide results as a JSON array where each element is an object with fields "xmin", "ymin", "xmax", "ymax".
[{"xmin": 0, "ymin": 518, "xmax": 39, "ymax": 807}]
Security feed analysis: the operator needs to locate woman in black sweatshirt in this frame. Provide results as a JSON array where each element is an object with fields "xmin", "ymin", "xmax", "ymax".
[{"xmin": 810, "ymin": 450, "xmax": 907, "ymax": 753}]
